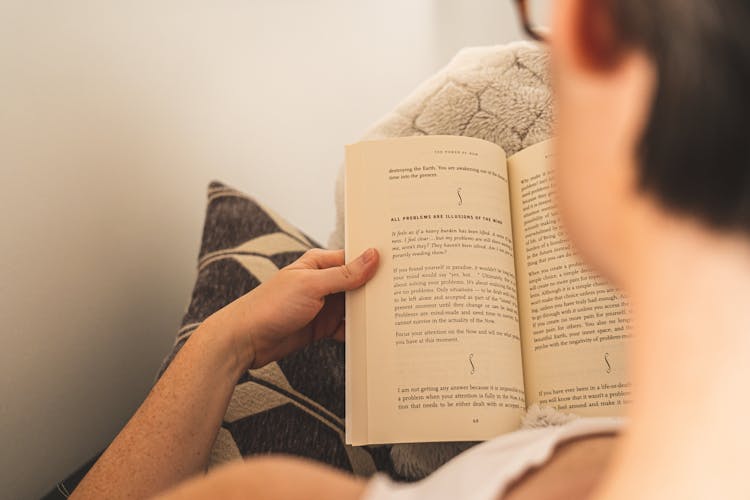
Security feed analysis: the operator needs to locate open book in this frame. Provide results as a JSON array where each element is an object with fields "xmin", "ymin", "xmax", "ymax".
[{"xmin": 344, "ymin": 135, "xmax": 631, "ymax": 445}]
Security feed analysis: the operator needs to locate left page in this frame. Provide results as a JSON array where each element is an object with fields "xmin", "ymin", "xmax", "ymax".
[{"xmin": 345, "ymin": 135, "xmax": 525, "ymax": 445}]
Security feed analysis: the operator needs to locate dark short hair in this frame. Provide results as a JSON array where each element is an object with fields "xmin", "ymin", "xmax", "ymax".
[{"xmin": 607, "ymin": 0, "xmax": 750, "ymax": 232}]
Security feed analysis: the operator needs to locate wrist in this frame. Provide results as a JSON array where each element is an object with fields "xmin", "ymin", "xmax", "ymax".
[{"xmin": 201, "ymin": 303, "xmax": 258, "ymax": 376}]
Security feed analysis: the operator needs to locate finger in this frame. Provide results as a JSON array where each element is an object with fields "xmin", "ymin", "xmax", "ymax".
[
  {"xmin": 312, "ymin": 293, "xmax": 345, "ymax": 341},
  {"xmin": 293, "ymin": 249, "xmax": 345, "ymax": 270},
  {"xmin": 313, "ymin": 248, "xmax": 379, "ymax": 296}
]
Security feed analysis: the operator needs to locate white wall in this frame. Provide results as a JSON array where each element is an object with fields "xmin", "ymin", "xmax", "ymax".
[{"xmin": 0, "ymin": 1, "xmax": 528, "ymax": 497}]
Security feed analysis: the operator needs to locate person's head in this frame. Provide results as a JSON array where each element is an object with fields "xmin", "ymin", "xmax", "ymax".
[{"xmin": 537, "ymin": 0, "xmax": 750, "ymax": 283}]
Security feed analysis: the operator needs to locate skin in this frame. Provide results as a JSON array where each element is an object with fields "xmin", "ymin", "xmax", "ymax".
[{"xmin": 551, "ymin": 1, "xmax": 750, "ymax": 499}]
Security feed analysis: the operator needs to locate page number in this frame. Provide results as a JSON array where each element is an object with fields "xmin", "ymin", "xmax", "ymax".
[{"xmin": 472, "ymin": 418, "xmax": 480, "ymax": 424}]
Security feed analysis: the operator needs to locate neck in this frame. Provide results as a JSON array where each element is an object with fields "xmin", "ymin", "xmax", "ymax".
[{"xmin": 597, "ymin": 212, "xmax": 750, "ymax": 499}]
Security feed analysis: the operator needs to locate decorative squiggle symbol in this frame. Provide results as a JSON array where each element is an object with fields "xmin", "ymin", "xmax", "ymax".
[
  {"xmin": 457, "ymin": 187, "xmax": 463, "ymax": 206},
  {"xmin": 604, "ymin": 352, "xmax": 612, "ymax": 373},
  {"xmin": 469, "ymin": 353, "xmax": 476, "ymax": 374}
]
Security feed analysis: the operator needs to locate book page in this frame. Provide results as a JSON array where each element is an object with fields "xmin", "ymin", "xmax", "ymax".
[
  {"xmin": 507, "ymin": 140, "xmax": 631, "ymax": 416},
  {"xmin": 346, "ymin": 136, "xmax": 525, "ymax": 445}
]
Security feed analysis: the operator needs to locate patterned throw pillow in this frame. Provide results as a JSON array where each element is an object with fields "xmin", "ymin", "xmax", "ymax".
[
  {"xmin": 156, "ymin": 181, "xmax": 396, "ymax": 477},
  {"xmin": 43, "ymin": 181, "xmax": 398, "ymax": 499}
]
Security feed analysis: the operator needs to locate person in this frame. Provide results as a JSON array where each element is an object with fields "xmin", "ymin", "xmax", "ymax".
[{"xmin": 72, "ymin": 0, "xmax": 750, "ymax": 498}]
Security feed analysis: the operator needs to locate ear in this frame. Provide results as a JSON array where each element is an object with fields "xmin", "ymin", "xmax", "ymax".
[
  {"xmin": 549, "ymin": 0, "xmax": 657, "ymax": 286},
  {"xmin": 553, "ymin": 0, "xmax": 623, "ymax": 73}
]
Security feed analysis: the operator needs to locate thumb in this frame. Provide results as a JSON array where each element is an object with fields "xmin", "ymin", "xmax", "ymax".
[{"xmin": 314, "ymin": 248, "xmax": 379, "ymax": 295}]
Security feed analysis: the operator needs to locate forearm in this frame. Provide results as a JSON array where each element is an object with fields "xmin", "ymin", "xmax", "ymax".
[
  {"xmin": 71, "ymin": 248, "xmax": 377, "ymax": 499},
  {"xmin": 155, "ymin": 456, "xmax": 366, "ymax": 500},
  {"xmin": 72, "ymin": 313, "xmax": 248, "ymax": 499}
]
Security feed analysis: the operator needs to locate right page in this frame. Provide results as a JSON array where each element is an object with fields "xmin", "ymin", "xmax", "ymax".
[{"xmin": 507, "ymin": 140, "xmax": 631, "ymax": 416}]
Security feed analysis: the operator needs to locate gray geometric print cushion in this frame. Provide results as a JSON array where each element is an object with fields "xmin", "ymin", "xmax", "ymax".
[{"xmin": 157, "ymin": 181, "xmax": 397, "ymax": 479}]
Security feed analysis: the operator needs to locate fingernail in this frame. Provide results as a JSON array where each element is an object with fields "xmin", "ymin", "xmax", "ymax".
[{"xmin": 361, "ymin": 248, "xmax": 375, "ymax": 264}]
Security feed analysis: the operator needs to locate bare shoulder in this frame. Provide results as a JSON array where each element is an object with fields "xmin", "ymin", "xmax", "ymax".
[
  {"xmin": 503, "ymin": 434, "xmax": 618, "ymax": 500},
  {"xmin": 155, "ymin": 455, "xmax": 368, "ymax": 500}
]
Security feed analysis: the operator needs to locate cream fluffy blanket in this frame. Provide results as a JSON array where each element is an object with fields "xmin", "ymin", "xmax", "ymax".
[{"xmin": 328, "ymin": 42, "xmax": 572, "ymax": 480}]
